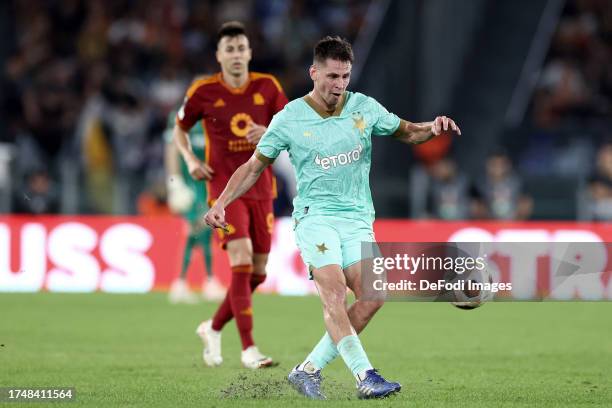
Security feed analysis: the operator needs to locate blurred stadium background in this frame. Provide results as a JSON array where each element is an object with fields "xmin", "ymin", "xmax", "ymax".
[
  {"xmin": 1, "ymin": 0, "xmax": 611, "ymax": 220},
  {"xmin": 1, "ymin": 1, "xmax": 611, "ymax": 406},
  {"xmin": 1, "ymin": 0, "xmax": 611, "ymax": 296}
]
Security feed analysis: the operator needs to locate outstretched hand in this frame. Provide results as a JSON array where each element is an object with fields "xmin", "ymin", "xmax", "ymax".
[{"xmin": 431, "ymin": 116, "xmax": 461, "ymax": 136}]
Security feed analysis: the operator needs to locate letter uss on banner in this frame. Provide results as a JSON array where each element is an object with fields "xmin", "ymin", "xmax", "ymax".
[{"xmin": 0, "ymin": 216, "xmax": 188, "ymax": 293}]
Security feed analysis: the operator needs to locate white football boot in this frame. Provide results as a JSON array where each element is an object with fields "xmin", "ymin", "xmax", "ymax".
[
  {"xmin": 168, "ymin": 279, "xmax": 199, "ymax": 304},
  {"xmin": 202, "ymin": 276, "xmax": 226, "ymax": 302},
  {"xmin": 195, "ymin": 320, "xmax": 222, "ymax": 366},
  {"xmin": 241, "ymin": 345, "xmax": 275, "ymax": 369}
]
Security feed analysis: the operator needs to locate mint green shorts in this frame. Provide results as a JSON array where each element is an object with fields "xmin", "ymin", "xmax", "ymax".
[{"xmin": 293, "ymin": 214, "xmax": 377, "ymax": 273}]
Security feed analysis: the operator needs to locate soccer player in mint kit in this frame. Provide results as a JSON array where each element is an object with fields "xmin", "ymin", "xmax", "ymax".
[{"xmin": 204, "ymin": 36, "xmax": 461, "ymax": 399}]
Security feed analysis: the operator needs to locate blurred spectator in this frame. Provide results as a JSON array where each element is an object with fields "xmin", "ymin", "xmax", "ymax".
[
  {"xmin": 99, "ymin": 78, "xmax": 159, "ymax": 214},
  {"xmin": 425, "ymin": 157, "xmax": 478, "ymax": 220},
  {"xmin": 13, "ymin": 169, "xmax": 60, "ymax": 215},
  {"xmin": 534, "ymin": 58, "xmax": 590, "ymax": 128},
  {"xmin": 585, "ymin": 142, "xmax": 612, "ymax": 220},
  {"xmin": 534, "ymin": 0, "xmax": 612, "ymax": 127},
  {"xmin": 476, "ymin": 150, "xmax": 533, "ymax": 220},
  {"xmin": 22, "ymin": 61, "xmax": 80, "ymax": 162},
  {"xmin": 137, "ymin": 174, "xmax": 171, "ymax": 216},
  {"xmin": 519, "ymin": 0, "xmax": 612, "ymax": 200}
]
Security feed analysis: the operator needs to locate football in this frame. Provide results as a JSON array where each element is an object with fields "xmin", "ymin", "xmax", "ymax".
[{"xmin": 451, "ymin": 265, "xmax": 495, "ymax": 310}]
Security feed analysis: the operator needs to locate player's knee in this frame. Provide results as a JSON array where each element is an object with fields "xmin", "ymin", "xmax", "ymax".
[
  {"xmin": 230, "ymin": 256, "xmax": 253, "ymax": 266},
  {"xmin": 227, "ymin": 243, "xmax": 253, "ymax": 266}
]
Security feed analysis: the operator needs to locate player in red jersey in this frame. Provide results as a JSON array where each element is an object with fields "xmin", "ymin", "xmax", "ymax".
[{"xmin": 173, "ymin": 21, "xmax": 288, "ymax": 369}]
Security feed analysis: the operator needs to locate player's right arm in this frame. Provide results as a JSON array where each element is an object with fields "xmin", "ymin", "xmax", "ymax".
[
  {"xmin": 173, "ymin": 124, "xmax": 214, "ymax": 180},
  {"xmin": 204, "ymin": 153, "xmax": 269, "ymax": 229},
  {"xmin": 174, "ymin": 78, "xmax": 215, "ymax": 181}
]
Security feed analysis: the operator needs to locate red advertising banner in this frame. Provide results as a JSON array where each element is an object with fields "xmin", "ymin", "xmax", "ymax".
[
  {"xmin": 1, "ymin": 216, "xmax": 611, "ymax": 298},
  {"xmin": 0, "ymin": 216, "xmax": 188, "ymax": 293}
]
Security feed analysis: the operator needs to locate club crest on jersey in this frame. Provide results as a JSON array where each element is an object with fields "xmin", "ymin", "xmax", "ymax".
[
  {"xmin": 253, "ymin": 93, "xmax": 265, "ymax": 105},
  {"xmin": 230, "ymin": 112, "xmax": 253, "ymax": 137},
  {"xmin": 352, "ymin": 112, "xmax": 367, "ymax": 137},
  {"xmin": 314, "ymin": 144, "xmax": 363, "ymax": 170}
]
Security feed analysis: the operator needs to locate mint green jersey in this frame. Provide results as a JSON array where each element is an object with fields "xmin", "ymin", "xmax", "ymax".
[
  {"xmin": 257, "ymin": 91, "xmax": 400, "ymax": 221},
  {"xmin": 165, "ymin": 111, "xmax": 208, "ymax": 220}
]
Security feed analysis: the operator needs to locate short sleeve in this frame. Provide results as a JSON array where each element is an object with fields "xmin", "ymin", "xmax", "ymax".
[
  {"xmin": 262, "ymin": 75, "xmax": 288, "ymax": 115},
  {"xmin": 176, "ymin": 90, "xmax": 204, "ymax": 131},
  {"xmin": 273, "ymin": 87, "xmax": 289, "ymax": 114},
  {"xmin": 370, "ymin": 97, "xmax": 401, "ymax": 136},
  {"xmin": 256, "ymin": 112, "xmax": 289, "ymax": 160}
]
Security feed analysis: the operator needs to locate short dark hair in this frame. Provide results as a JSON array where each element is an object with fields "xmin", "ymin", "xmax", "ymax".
[
  {"xmin": 313, "ymin": 36, "xmax": 354, "ymax": 64},
  {"xmin": 217, "ymin": 21, "xmax": 247, "ymax": 45}
]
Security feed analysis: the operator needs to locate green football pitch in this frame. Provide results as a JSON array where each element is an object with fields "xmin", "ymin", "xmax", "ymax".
[{"xmin": 1, "ymin": 293, "xmax": 611, "ymax": 407}]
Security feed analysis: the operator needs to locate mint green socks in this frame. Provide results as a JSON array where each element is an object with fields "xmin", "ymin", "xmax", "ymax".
[
  {"xmin": 305, "ymin": 332, "xmax": 339, "ymax": 370},
  {"xmin": 336, "ymin": 334, "xmax": 373, "ymax": 378},
  {"xmin": 300, "ymin": 333, "xmax": 372, "ymax": 379}
]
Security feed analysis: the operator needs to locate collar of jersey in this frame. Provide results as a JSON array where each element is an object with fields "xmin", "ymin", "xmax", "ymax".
[
  {"xmin": 217, "ymin": 72, "xmax": 252, "ymax": 94},
  {"xmin": 303, "ymin": 92, "xmax": 348, "ymax": 119}
]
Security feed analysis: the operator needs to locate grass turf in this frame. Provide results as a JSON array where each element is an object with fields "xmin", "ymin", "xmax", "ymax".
[{"xmin": 0, "ymin": 293, "xmax": 611, "ymax": 407}]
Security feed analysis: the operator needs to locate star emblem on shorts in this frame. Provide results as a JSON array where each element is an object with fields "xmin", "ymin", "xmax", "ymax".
[
  {"xmin": 353, "ymin": 113, "xmax": 366, "ymax": 136},
  {"xmin": 316, "ymin": 243, "xmax": 328, "ymax": 254}
]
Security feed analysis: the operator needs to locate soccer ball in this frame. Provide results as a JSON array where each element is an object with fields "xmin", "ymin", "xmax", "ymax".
[{"xmin": 451, "ymin": 265, "xmax": 495, "ymax": 310}]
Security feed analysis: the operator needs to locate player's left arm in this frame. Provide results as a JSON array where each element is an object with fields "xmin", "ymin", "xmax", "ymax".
[{"xmin": 393, "ymin": 116, "xmax": 461, "ymax": 144}]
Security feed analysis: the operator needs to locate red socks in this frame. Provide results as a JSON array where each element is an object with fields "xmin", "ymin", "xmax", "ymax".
[
  {"xmin": 210, "ymin": 265, "xmax": 266, "ymax": 350},
  {"xmin": 211, "ymin": 295, "xmax": 233, "ymax": 331}
]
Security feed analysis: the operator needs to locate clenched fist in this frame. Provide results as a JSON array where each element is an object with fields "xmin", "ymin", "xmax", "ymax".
[{"xmin": 204, "ymin": 203, "xmax": 228, "ymax": 231}]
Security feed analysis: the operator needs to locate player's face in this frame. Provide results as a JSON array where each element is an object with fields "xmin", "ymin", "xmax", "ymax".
[
  {"xmin": 216, "ymin": 35, "xmax": 252, "ymax": 76},
  {"xmin": 487, "ymin": 156, "xmax": 511, "ymax": 180},
  {"xmin": 310, "ymin": 58, "xmax": 352, "ymax": 108}
]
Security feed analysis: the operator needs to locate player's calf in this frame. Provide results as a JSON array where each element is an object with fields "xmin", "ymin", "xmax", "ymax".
[{"xmin": 346, "ymin": 298, "xmax": 385, "ymax": 333}]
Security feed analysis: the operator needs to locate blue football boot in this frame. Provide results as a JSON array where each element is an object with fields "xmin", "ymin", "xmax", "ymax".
[
  {"xmin": 287, "ymin": 365, "xmax": 326, "ymax": 400},
  {"xmin": 356, "ymin": 369, "xmax": 401, "ymax": 399}
]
